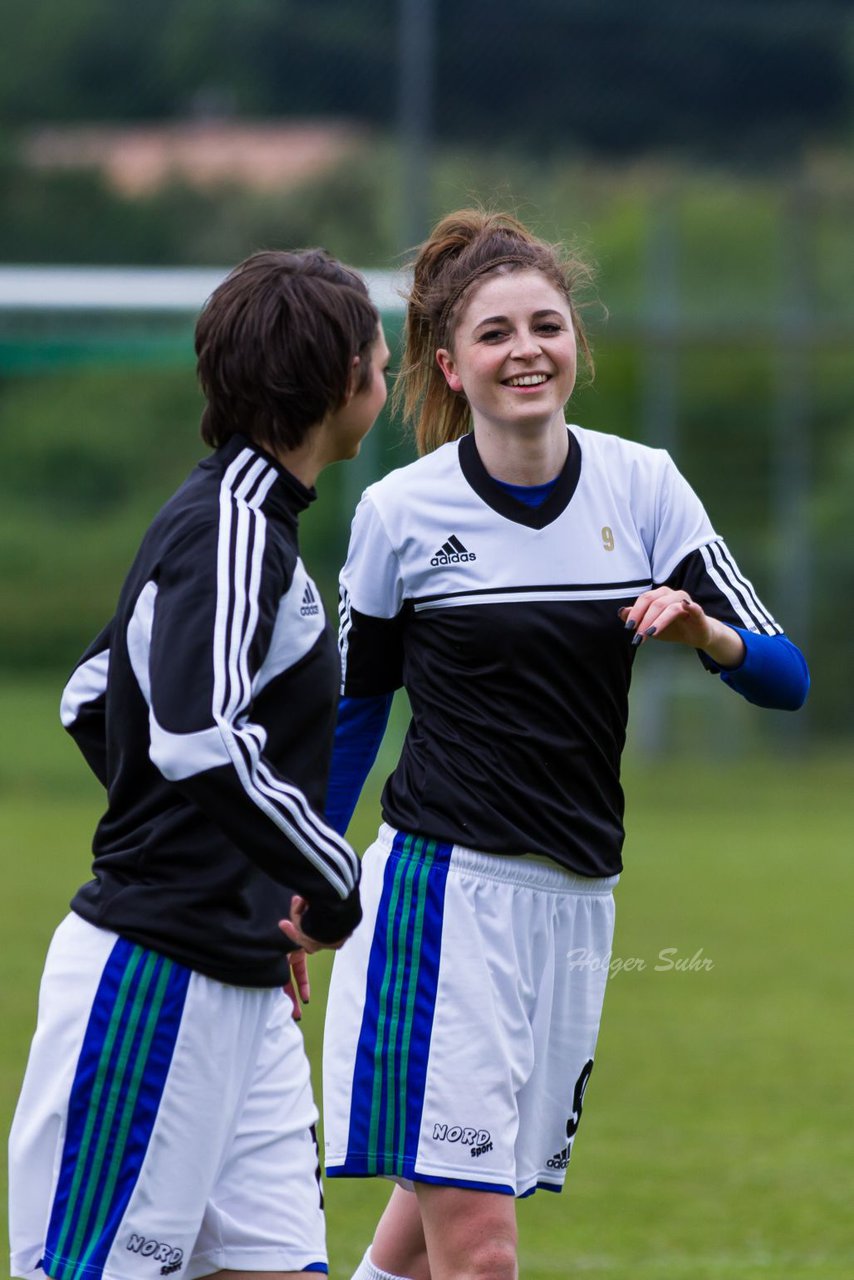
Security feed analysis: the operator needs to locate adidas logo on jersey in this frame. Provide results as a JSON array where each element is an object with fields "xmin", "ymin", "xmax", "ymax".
[
  {"xmin": 430, "ymin": 535, "xmax": 477, "ymax": 567},
  {"xmin": 300, "ymin": 583, "xmax": 320, "ymax": 617}
]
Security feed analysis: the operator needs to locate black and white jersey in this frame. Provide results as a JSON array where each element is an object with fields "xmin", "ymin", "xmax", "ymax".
[
  {"xmin": 61, "ymin": 434, "xmax": 361, "ymax": 987},
  {"xmin": 339, "ymin": 426, "xmax": 781, "ymax": 876}
]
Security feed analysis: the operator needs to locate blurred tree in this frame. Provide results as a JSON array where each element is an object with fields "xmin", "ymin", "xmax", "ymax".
[
  {"xmin": 0, "ymin": 0, "xmax": 174, "ymax": 120},
  {"xmin": 0, "ymin": 0, "xmax": 851, "ymax": 162}
]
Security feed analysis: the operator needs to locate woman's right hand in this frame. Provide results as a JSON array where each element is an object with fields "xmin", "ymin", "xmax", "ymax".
[{"xmin": 278, "ymin": 894, "xmax": 352, "ymax": 954}]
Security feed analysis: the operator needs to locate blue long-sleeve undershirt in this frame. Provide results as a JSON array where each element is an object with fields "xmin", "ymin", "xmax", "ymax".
[
  {"xmin": 701, "ymin": 627, "xmax": 809, "ymax": 710},
  {"xmin": 324, "ymin": 692, "xmax": 393, "ymax": 835}
]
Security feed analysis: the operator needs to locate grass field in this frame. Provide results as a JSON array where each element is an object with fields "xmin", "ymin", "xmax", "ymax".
[{"xmin": 2, "ymin": 677, "xmax": 852, "ymax": 1279}]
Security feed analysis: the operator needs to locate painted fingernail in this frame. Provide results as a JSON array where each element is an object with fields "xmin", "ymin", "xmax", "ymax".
[
  {"xmin": 631, "ymin": 632, "xmax": 644, "ymax": 646},
  {"xmin": 645, "ymin": 625, "xmax": 657, "ymax": 636},
  {"xmin": 624, "ymin": 618, "xmax": 637, "ymax": 631}
]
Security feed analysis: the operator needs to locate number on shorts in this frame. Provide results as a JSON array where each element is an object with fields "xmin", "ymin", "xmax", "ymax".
[{"xmin": 566, "ymin": 1058, "xmax": 594, "ymax": 1140}]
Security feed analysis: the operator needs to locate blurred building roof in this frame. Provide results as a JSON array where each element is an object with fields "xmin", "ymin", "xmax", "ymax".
[{"xmin": 22, "ymin": 119, "xmax": 370, "ymax": 195}]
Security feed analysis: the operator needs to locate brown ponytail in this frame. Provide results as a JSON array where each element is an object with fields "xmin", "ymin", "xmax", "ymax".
[{"xmin": 393, "ymin": 209, "xmax": 595, "ymax": 455}]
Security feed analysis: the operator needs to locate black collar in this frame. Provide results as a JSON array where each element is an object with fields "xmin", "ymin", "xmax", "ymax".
[
  {"xmin": 219, "ymin": 433, "xmax": 317, "ymax": 520},
  {"xmin": 457, "ymin": 428, "xmax": 581, "ymax": 529}
]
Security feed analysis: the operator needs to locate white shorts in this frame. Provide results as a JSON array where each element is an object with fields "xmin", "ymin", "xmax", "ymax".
[
  {"xmin": 323, "ymin": 825, "xmax": 617, "ymax": 1198},
  {"xmin": 9, "ymin": 914, "xmax": 328, "ymax": 1280}
]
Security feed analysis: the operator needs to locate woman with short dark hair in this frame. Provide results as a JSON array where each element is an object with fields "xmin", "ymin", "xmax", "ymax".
[{"xmin": 9, "ymin": 248, "xmax": 390, "ymax": 1280}]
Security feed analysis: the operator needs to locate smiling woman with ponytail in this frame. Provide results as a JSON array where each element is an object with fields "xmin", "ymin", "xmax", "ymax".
[{"xmin": 322, "ymin": 207, "xmax": 809, "ymax": 1280}]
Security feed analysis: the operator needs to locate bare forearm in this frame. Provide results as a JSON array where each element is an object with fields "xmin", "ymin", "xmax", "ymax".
[{"xmin": 698, "ymin": 618, "xmax": 745, "ymax": 670}]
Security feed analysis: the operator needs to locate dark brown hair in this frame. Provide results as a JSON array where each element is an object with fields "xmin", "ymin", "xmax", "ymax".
[
  {"xmin": 196, "ymin": 248, "xmax": 379, "ymax": 453},
  {"xmin": 394, "ymin": 209, "xmax": 595, "ymax": 455}
]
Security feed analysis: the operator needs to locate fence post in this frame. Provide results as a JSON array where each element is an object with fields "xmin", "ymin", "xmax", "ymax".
[
  {"xmin": 634, "ymin": 182, "xmax": 681, "ymax": 755},
  {"xmin": 398, "ymin": 0, "xmax": 435, "ymax": 251},
  {"xmin": 771, "ymin": 179, "xmax": 813, "ymax": 746}
]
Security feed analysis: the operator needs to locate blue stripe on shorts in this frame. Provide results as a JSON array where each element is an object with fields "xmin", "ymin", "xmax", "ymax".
[
  {"xmin": 340, "ymin": 831, "xmax": 452, "ymax": 1180},
  {"xmin": 43, "ymin": 936, "xmax": 191, "ymax": 1280}
]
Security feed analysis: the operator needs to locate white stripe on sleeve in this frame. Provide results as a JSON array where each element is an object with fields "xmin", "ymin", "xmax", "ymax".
[
  {"xmin": 212, "ymin": 450, "xmax": 359, "ymax": 897},
  {"xmin": 699, "ymin": 540, "xmax": 781, "ymax": 635},
  {"xmin": 60, "ymin": 649, "xmax": 110, "ymax": 727}
]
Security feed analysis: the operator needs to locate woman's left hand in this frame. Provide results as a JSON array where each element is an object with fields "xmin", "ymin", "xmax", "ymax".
[{"xmin": 619, "ymin": 588, "xmax": 745, "ymax": 667}]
